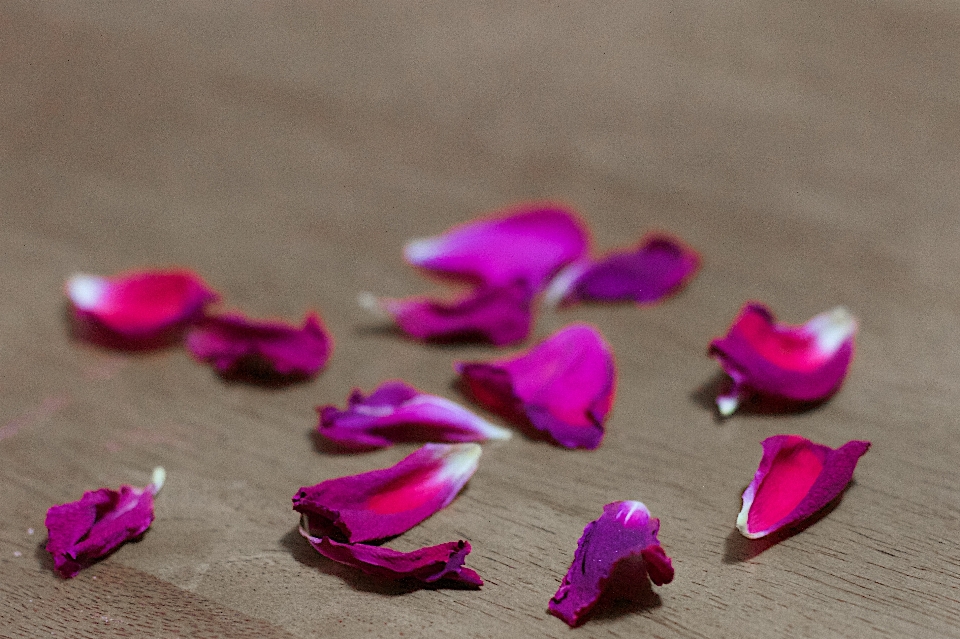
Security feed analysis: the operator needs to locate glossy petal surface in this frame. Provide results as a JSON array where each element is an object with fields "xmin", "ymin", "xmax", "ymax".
[
  {"xmin": 456, "ymin": 324, "xmax": 615, "ymax": 449},
  {"xmin": 293, "ymin": 443, "xmax": 480, "ymax": 543},
  {"xmin": 737, "ymin": 435, "xmax": 870, "ymax": 539},
  {"xmin": 549, "ymin": 501, "xmax": 674, "ymax": 627}
]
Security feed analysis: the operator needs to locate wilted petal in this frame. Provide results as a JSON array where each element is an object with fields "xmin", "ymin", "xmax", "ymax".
[
  {"xmin": 317, "ymin": 381, "xmax": 511, "ymax": 449},
  {"xmin": 708, "ymin": 304, "xmax": 857, "ymax": 416},
  {"xmin": 737, "ymin": 435, "xmax": 870, "ymax": 539},
  {"xmin": 186, "ymin": 312, "xmax": 332, "ymax": 378},
  {"xmin": 456, "ymin": 324, "xmax": 616, "ymax": 449},
  {"xmin": 45, "ymin": 467, "xmax": 165, "ymax": 578},
  {"xmin": 292, "ymin": 443, "xmax": 480, "ymax": 543},
  {"xmin": 549, "ymin": 501, "xmax": 674, "ymax": 627}
]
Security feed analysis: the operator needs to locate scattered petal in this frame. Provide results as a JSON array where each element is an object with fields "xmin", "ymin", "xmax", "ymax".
[
  {"xmin": 708, "ymin": 304, "xmax": 857, "ymax": 415},
  {"xmin": 186, "ymin": 312, "xmax": 332, "ymax": 378},
  {"xmin": 737, "ymin": 435, "xmax": 870, "ymax": 539},
  {"xmin": 549, "ymin": 501, "xmax": 674, "ymax": 627},
  {"xmin": 317, "ymin": 381, "xmax": 511, "ymax": 449},
  {"xmin": 456, "ymin": 324, "xmax": 616, "ymax": 449},
  {"xmin": 45, "ymin": 467, "xmax": 165, "ymax": 578},
  {"xmin": 293, "ymin": 443, "xmax": 480, "ymax": 543}
]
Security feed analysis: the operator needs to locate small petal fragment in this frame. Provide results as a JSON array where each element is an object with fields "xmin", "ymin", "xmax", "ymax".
[
  {"xmin": 317, "ymin": 381, "xmax": 511, "ymax": 449},
  {"xmin": 549, "ymin": 501, "xmax": 674, "ymax": 627},
  {"xmin": 737, "ymin": 435, "xmax": 870, "ymax": 539},
  {"xmin": 293, "ymin": 443, "xmax": 481, "ymax": 543},
  {"xmin": 708, "ymin": 304, "xmax": 857, "ymax": 415},
  {"xmin": 456, "ymin": 324, "xmax": 616, "ymax": 449},
  {"xmin": 186, "ymin": 312, "xmax": 332, "ymax": 378},
  {"xmin": 45, "ymin": 468, "xmax": 165, "ymax": 578}
]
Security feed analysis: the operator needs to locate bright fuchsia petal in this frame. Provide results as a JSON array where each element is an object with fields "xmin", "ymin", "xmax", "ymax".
[
  {"xmin": 186, "ymin": 312, "xmax": 332, "ymax": 378},
  {"xmin": 456, "ymin": 324, "xmax": 616, "ymax": 449},
  {"xmin": 317, "ymin": 381, "xmax": 511, "ymax": 449},
  {"xmin": 67, "ymin": 269, "xmax": 218, "ymax": 348},
  {"xmin": 708, "ymin": 304, "xmax": 858, "ymax": 416},
  {"xmin": 404, "ymin": 203, "xmax": 589, "ymax": 291},
  {"xmin": 292, "ymin": 443, "xmax": 480, "ymax": 543},
  {"xmin": 737, "ymin": 435, "xmax": 870, "ymax": 539},
  {"xmin": 549, "ymin": 501, "xmax": 674, "ymax": 627},
  {"xmin": 45, "ymin": 467, "xmax": 165, "ymax": 578}
]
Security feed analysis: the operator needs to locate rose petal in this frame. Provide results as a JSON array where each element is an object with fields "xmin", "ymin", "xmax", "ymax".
[
  {"xmin": 737, "ymin": 435, "xmax": 870, "ymax": 539},
  {"xmin": 456, "ymin": 324, "xmax": 616, "ymax": 449},
  {"xmin": 549, "ymin": 501, "xmax": 674, "ymax": 627},
  {"xmin": 45, "ymin": 467, "xmax": 165, "ymax": 578},
  {"xmin": 67, "ymin": 269, "xmax": 218, "ymax": 348},
  {"xmin": 708, "ymin": 304, "xmax": 858, "ymax": 416},
  {"xmin": 293, "ymin": 443, "xmax": 480, "ymax": 543},
  {"xmin": 317, "ymin": 381, "xmax": 511, "ymax": 449},
  {"xmin": 186, "ymin": 312, "xmax": 332, "ymax": 378},
  {"xmin": 404, "ymin": 203, "xmax": 589, "ymax": 290},
  {"xmin": 545, "ymin": 234, "xmax": 700, "ymax": 306}
]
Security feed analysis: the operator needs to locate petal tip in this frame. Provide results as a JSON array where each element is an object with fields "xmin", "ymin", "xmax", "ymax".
[{"xmin": 150, "ymin": 467, "xmax": 166, "ymax": 494}]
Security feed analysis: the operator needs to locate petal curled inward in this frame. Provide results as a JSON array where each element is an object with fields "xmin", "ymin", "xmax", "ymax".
[
  {"xmin": 317, "ymin": 381, "xmax": 511, "ymax": 449},
  {"xmin": 45, "ymin": 467, "xmax": 165, "ymax": 578},
  {"xmin": 456, "ymin": 324, "xmax": 616, "ymax": 449},
  {"xmin": 186, "ymin": 312, "xmax": 332, "ymax": 378},
  {"xmin": 292, "ymin": 443, "xmax": 480, "ymax": 543},
  {"xmin": 549, "ymin": 501, "xmax": 674, "ymax": 627},
  {"xmin": 708, "ymin": 304, "xmax": 858, "ymax": 416},
  {"xmin": 737, "ymin": 435, "xmax": 870, "ymax": 539}
]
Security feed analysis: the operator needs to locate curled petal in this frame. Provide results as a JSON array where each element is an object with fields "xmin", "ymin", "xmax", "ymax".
[
  {"xmin": 45, "ymin": 467, "xmax": 165, "ymax": 578},
  {"xmin": 708, "ymin": 304, "xmax": 858, "ymax": 416},
  {"xmin": 292, "ymin": 443, "xmax": 480, "ymax": 543},
  {"xmin": 456, "ymin": 324, "xmax": 616, "ymax": 449},
  {"xmin": 317, "ymin": 381, "xmax": 511, "ymax": 449},
  {"xmin": 549, "ymin": 501, "xmax": 674, "ymax": 627},
  {"xmin": 737, "ymin": 435, "xmax": 870, "ymax": 539},
  {"xmin": 186, "ymin": 312, "xmax": 332, "ymax": 378}
]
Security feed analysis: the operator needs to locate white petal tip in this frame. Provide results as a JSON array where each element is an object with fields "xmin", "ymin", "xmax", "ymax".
[
  {"xmin": 717, "ymin": 396, "xmax": 739, "ymax": 417},
  {"xmin": 66, "ymin": 274, "xmax": 106, "ymax": 310},
  {"xmin": 542, "ymin": 262, "xmax": 586, "ymax": 308},
  {"xmin": 150, "ymin": 467, "xmax": 166, "ymax": 494},
  {"xmin": 357, "ymin": 292, "xmax": 389, "ymax": 319},
  {"xmin": 403, "ymin": 237, "xmax": 438, "ymax": 264}
]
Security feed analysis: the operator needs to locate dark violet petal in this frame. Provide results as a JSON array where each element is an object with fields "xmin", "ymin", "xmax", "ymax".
[
  {"xmin": 186, "ymin": 312, "xmax": 332, "ymax": 378},
  {"xmin": 549, "ymin": 501, "xmax": 674, "ymax": 627},
  {"xmin": 737, "ymin": 435, "xmax": 870, "ymax": 539},
  {"xmin": 317, "ymin": 380, "xmax": 511, "ymax": 449},
  {"xmin": 456, "ymin": 324, "xmax": 616, "ymax": 449},
  {"xmin": 708, "ymin": 304, "xmax": 857, "ymax": 416},
  {"xmin": 292, "ymin": 443, "xmax": 481, "ymax": 543},
  {"xmin": 45, "ymin": 468, "xmax": 165, "ymax": 578}
]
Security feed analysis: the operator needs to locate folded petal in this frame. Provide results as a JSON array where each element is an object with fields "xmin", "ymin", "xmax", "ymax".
[
  {"xmin": 293, "ymin": 443, "xmax": 480, "ymax": 543},
  {"xmin": 186, "ymin": 312, "xmax": 332, "ymax": 378},
  {"xmin": 404, "ymin": 203, "xmax": 589, "ymax": 290},
  {"xmin": 549, "ymin": 501, "xmax": 674, "ymax": 627},
  {"xmin": 317, "ymin": 381, "xmax": 511, "ymax": 449},
  {"xmin": 708, "ymin": 304, "xmax": 858, "ymax": 416},
  {"xmin": 545, "ymin": 234, "xmax": 700, "ymax": 306},
  {"xmin": 737, "ymin": 435, "xmax": 870, "ymax": 539},
  {"xmin": 456, "ymin": 324, "xmax": 616, "ymax": 449},
  {"xmin": 45, "ymin": 467, "xmax": 165, "ymax": 578}
]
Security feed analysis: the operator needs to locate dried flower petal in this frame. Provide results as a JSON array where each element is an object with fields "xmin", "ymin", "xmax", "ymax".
[
  {"xmin": 45, "ymin": 467, "xmax": 165, "ymax": 578},
  {"xmin": 293, "ymin": 443, "xmax": 480, "ymax": 543},
  {"xmin": 317, "ymin": 381, "xmax": 511, "ymax": 449},
  {"xmin": 456, "ymin": 324, "xmax": 616, "ymax": 449},
  {"xmin": 737, "ymin": 435, "xmax": 870, "ymax": 539},
  {"xmin": 708, "ymin": 304, "xmax": 857, "ymax": 416},
  {"xmin": 186, "ymin": 312, "xmax": 332, "ymax": 378},
  {"xmin": 549, "ymin": 501, "xmax": 674, "ymax": 627}
]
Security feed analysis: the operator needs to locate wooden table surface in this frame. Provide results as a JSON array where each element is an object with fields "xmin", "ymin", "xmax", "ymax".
[{"xmin": 3, "ymin": 2, "xmax": 960, "ymax": 637}]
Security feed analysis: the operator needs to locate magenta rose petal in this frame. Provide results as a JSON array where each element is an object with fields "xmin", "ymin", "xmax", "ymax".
[
  {"xmin": 549, "ymin": 501, "xmax": 674, "ymax": 627},
  {"xmin": 293, "ymin": 443, "xmax": 481, "ymax": 543},
  {"xmin": 456, "ymin": 324, "xmax": 616, "ymax": 449},
  {"xmin": 317, "ymin": 381, "xmax": 511, "ymax": 449},
  {"xmin": 186, "ymin": 312, "xmax": 332, "ymax": 378},
  {"xmin": 45, "ymin": 467, "xmax": 166, "ymax": 578},
  {"xmin": 737, "ymin": 435, "xmax": 871, "ymax": 539},
  {"xmin": 708, "ymin": 304, "xmax": 858, "ymax": 416}
]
